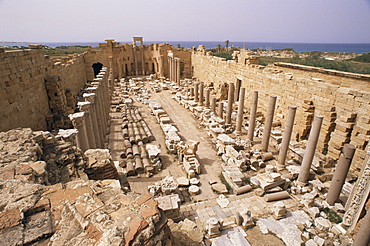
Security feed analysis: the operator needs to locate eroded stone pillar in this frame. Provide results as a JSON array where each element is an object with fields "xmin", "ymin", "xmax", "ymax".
[
  {"xmin": 235, "ymin": 87, "xmax": 246, "ymax": 135},
  {"xmin": 278, "ymin": 106, "xmax": 297, "ymax": 169},
  {"xmin": 218, "ymin": 102, "xmax": 223, "ymax": 119},
  {"xmin": 84, "ymin": 93, "xmax": 103, "ymax": 148},
  {"xmin": 298, "ymin": 115, "xmax": 324, "ymax": 185},
  {"xmin": 194, "ymin": 83, "xmax": 199, "ymax": 102},
  {"xmin": 69, "ymin": 112, "xmax": 89, "ymax": 151},
  {"xmin": 205, "ymin": 88, "xmax": 210, "ymax": 108},
  {"xmin": 247, "ymin": 91, "xmax": 258, "ymax": 141},
  {"xmin": 78, "ymin": 101, "xmax": 97, "ymax": 149},
  {"xmin": 199, "ymin": 82, "xmax": 204, "ymax": 106},
  {"xmin": 176, "ymin": 58, "xmax": 181, "ymax": 86},
  {"xmin": 211, "ymin": 95, "xmax": 217, "ymax": 113},
  {"xmin": 190, "ymin": 87, "xmax": 194, "ymax": 97},
  {"xmin": 327, "ymin": 144, "xmax": 356, "ymax": 205},
  {"xmin": 261, "ymin": 95, "xmax": 277, "ymax": 152},
  {"xmin": 353, "ymin": 207, "xmax": 370, "ymax": 246},
  {"xmin": 226, "ymin": 82, "xmax": 235, "ymax": 125}
]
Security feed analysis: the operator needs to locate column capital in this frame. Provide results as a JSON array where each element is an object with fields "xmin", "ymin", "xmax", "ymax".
[
  {"xmin": 83, "ymin": 93, "xmax": 96, "ymax": 103},
  {"xmin": 69, "ymin": 112, "xmax": 85, "ymax": 128},
  {"xmin": 78, "ymin": 101, "xmax": 91, "ymax": 113}
]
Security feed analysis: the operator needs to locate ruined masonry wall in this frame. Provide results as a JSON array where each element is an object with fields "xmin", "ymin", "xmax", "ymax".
[
  {"xmin": 0, "ymin": 48, "xmax": 50, "ymax": 131},
  {"xmin": 192, "ymin": 51, "xmax": 370, "ymax": 173}
]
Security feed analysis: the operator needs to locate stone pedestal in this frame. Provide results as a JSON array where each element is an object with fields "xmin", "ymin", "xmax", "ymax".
[
  {"xmin": 298, "ymin": 115, "xmax": 324, "ymax": 185},
  {"xmin": 277, "ymin": 106, "xmax": 297, "ymax": 169},
  {"xmin": 235, "ymin": 87, "xmax": 246, "ymax": 135},
  {"xmin": 226, "ymin": 82, "xmax": 235, "ymax": 125},
  {"xmin": 247, "ymin": 91, "xmax": 258, "ymax": 141},
  {"xmin": 327, "ymin": 144, "xmax": 356, "ymax": 205},
  {"xmin": 261, "ymin": 95, "xmax": 277, "ymax": 152}
]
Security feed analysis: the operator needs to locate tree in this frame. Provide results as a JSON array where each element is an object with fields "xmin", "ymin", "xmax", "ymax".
[{"xmin": 225, "ymin": 40, "xmax": 230, "ymax": 50}]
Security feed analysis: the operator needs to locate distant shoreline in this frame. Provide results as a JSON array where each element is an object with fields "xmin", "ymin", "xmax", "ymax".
[{"xmin": 1, "ymin": 41, "xmax": 370, "ymax": 53}]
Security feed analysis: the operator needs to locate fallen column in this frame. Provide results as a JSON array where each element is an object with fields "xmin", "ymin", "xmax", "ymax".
[
  {"xmin": 277, "ymin": 106, "xmax": 297, "ymax": 170},
  {"xmin": 326, "ymin": 144, "xmax": 356, "ymax": 205},
  {"xmin": 298, "ymin": 115, "xmax": 324, "ymax": 185},
  {"xmin": 264, "ymin": 191, "xmax": 290, "ymax": 202}
]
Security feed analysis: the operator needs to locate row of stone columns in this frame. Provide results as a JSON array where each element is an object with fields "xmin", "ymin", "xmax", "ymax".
[
  {"xmin": 168, "ymin": 54, "xmax": 181, "ymax": 86},
  {"xmin": 69, "ymin": 67, "xmax": 111, "ymax": 151}
]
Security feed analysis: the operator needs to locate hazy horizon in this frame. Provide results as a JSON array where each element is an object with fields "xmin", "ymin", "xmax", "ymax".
[{"xmin": 1, "ymin": 0, "xmax": 370, "ymax": 44}]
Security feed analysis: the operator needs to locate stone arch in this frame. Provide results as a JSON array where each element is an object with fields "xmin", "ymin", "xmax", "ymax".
[{"xmin": 92, "ymin": 62, "xmax": 103, "ymax": 77}]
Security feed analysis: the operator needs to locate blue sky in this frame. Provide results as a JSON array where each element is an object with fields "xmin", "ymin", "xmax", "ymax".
[{"xmin": 0, "ymin": 0, "xmax": 369, "ymax": 43}]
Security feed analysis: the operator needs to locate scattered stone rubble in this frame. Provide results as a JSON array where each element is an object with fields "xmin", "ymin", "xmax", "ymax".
[{"xmin": 0, "ymin": 128, "xmax": 173, "ymax": 246}]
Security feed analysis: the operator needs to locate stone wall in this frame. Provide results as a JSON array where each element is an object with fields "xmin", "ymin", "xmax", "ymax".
[
  {"xmin": 192, "ymin": 48, "xmax": 370, "ymax": 173},
  {"xmin": 0, "ymin": 46, "xmax": 51, "ymax": 131}
]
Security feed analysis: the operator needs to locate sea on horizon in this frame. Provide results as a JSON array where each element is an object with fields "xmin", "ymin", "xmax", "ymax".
[{"xmin": 1, "ymin": 41, "xmax": 370, "ymax": 53}]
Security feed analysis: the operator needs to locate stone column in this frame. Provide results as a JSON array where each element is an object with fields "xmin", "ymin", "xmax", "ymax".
[
  {"xmin": 172, "ymin": 57, "xmax": 176, "ymax": 83},
  {"xmin": 199, "ymin": 82, "xmax": 204, "ymax": 106},
  {"xmin": 353, "ymin": 206, "xmax": 370, "ymax": 246},
  {"xmin": 69, "ymin": 112, "xmax": 89, "ymax": 151},
  {"xmin": 84, "ymin": 92, "xmax": 103, "ymax": 148},
  {"xmin": 248, "ymin": 91, "xmax": 258, "ymax": 141},
  {"xmin": 176, "ymin": 58, "xmax": 181, "ymax": 86},
  {"xmin": 190, "ymin": 87, "xmax": 194, "ymax": 97},
  {"xmin": 194, "ymin": 83, "xmax": 199, "ymax": 102},
  {"xmin": 327, "ymin": 144, "xmax": 356, "ymax": 205},
  {"xmin": 261, "ymin": 95, "xmax": 277, "ymax": 152},
  {"xmin": 235, "ymin": 87, "xmax": 246, "ymax": 135},
  {"xmin": 78, "ymin": 101, "xmax": 97, "ymax": 149},
  {"xmin": 277, "ymin": 106, "xmax": 297, "ymax": 170},
  {"xmin": 226, "ymin": 82, "xmax": 235, "ymax": 125},
  {"xmin": 205, "ymin": 88, "xmax": 210, "ymax": 108},
  {"xmin": 218, "ymin": 102, "xmax": 223, "ymax": 119},
  {"xmin": 211, "ymin": 95, "xmax": 217, "ymax": 113},
  {"xmin": 298, "ymin": 115, "xmax": 324, "ymax": 185}
]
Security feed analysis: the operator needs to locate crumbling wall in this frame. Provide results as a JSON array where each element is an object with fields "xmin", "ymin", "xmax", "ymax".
[
  {"xmin": 192, "ymin": 48, "xmax": 370, "ymax": 174},
  {"xmin": 0, "ymin": 46, "xmax": 51, "ymax": 132}
]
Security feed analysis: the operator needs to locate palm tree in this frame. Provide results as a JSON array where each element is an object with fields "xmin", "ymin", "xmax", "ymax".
[{"xmin": 225, "ymin": 40, "xmax": 230, "ymax": 50}]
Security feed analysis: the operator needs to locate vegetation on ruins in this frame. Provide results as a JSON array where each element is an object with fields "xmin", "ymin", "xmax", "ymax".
[{"xmin": 259, "ymin": 51, "xmax": 370, "ymax": 74}]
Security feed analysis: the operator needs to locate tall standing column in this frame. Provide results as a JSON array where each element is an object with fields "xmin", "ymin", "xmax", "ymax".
[
  {"xmin": 168, "ymin": 57, "xmax": 171, "ymax": 81},
  {"xmin": 211, "ymin": 95, "xmax": 217, "ymax": 113},
  {"xmin": 327, "ymin": 144, "xmax": 356, "ymax": 205},
  {"xmin": 83, "ymin": 93, "xmax": 103, "ymax": 148},
  {"xmin": 172, "ymin": 57, "xmax": 176, "ymax": 83},
  {"xmin": 277, "ymin": 106, "xmax": 297, "ymax": 169},
  {"xmin": 69, "ymin": 112, "xmax": 89, "ymax": 151},
  {"xmin": 261, "ymin": 95, "xmax": 277, "ymax": 152},
  {"xmin": 176, "ymin": 58, "xmax": 181, "ymax": 86},
  {"xmin": 226, "ymin": 82, "xmax": 235, "ymax": 125},
  {"xmin": 199, "ymin": 82, "xmax": 204, "ymax": 106},
  {"xmin": 78, "ymin": 102, "xmax": 97, "ymax": 149},
  {"xmin": 248, "ymin": 91, "xmax": 258, "ymax": 141},
  {"xmin": 298, "ymin": 115, "xmax": 324, "ymax": 185},
  {"xmin": 205, "ymin": 88, "xmax": 210, "ymax": 108},
  {"xmin": 194, "ymin": 83, "xmax": 199, "ymax": 102},
  {"xmin": 218, "ymin": 102, "xmax": 223, "ymax": 119},
  {"xmin": 190, "ymin": 87, "xmax": 194, "ymax": 97},
  {"xmin": 235, "ymin": 87, "xmax": 246, "ymax": 135},
  {"xmin": 353, "ymin": 208, "xmax": 370, "ymax": 246}
]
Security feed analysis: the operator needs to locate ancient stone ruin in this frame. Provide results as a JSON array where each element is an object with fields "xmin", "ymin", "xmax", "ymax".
[{"xmin": 1, "ymin": 37, "xmax": 370, "ymax": 245}]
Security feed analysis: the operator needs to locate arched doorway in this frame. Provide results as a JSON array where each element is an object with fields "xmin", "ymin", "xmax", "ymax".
[{"xmin": 92, "ymin": 62, "xmax": 103, "ymax": 77}]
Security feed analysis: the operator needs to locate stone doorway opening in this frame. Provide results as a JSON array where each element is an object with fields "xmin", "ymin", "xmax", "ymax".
[{"xmin": 92, "ymin": 62, "xmax": 103, "ymax": 77}]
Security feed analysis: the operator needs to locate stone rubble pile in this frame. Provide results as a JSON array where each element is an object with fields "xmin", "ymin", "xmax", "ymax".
[{"xmin": 0, "ymin": 127, "xmax": 173, "ymax": 246}]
